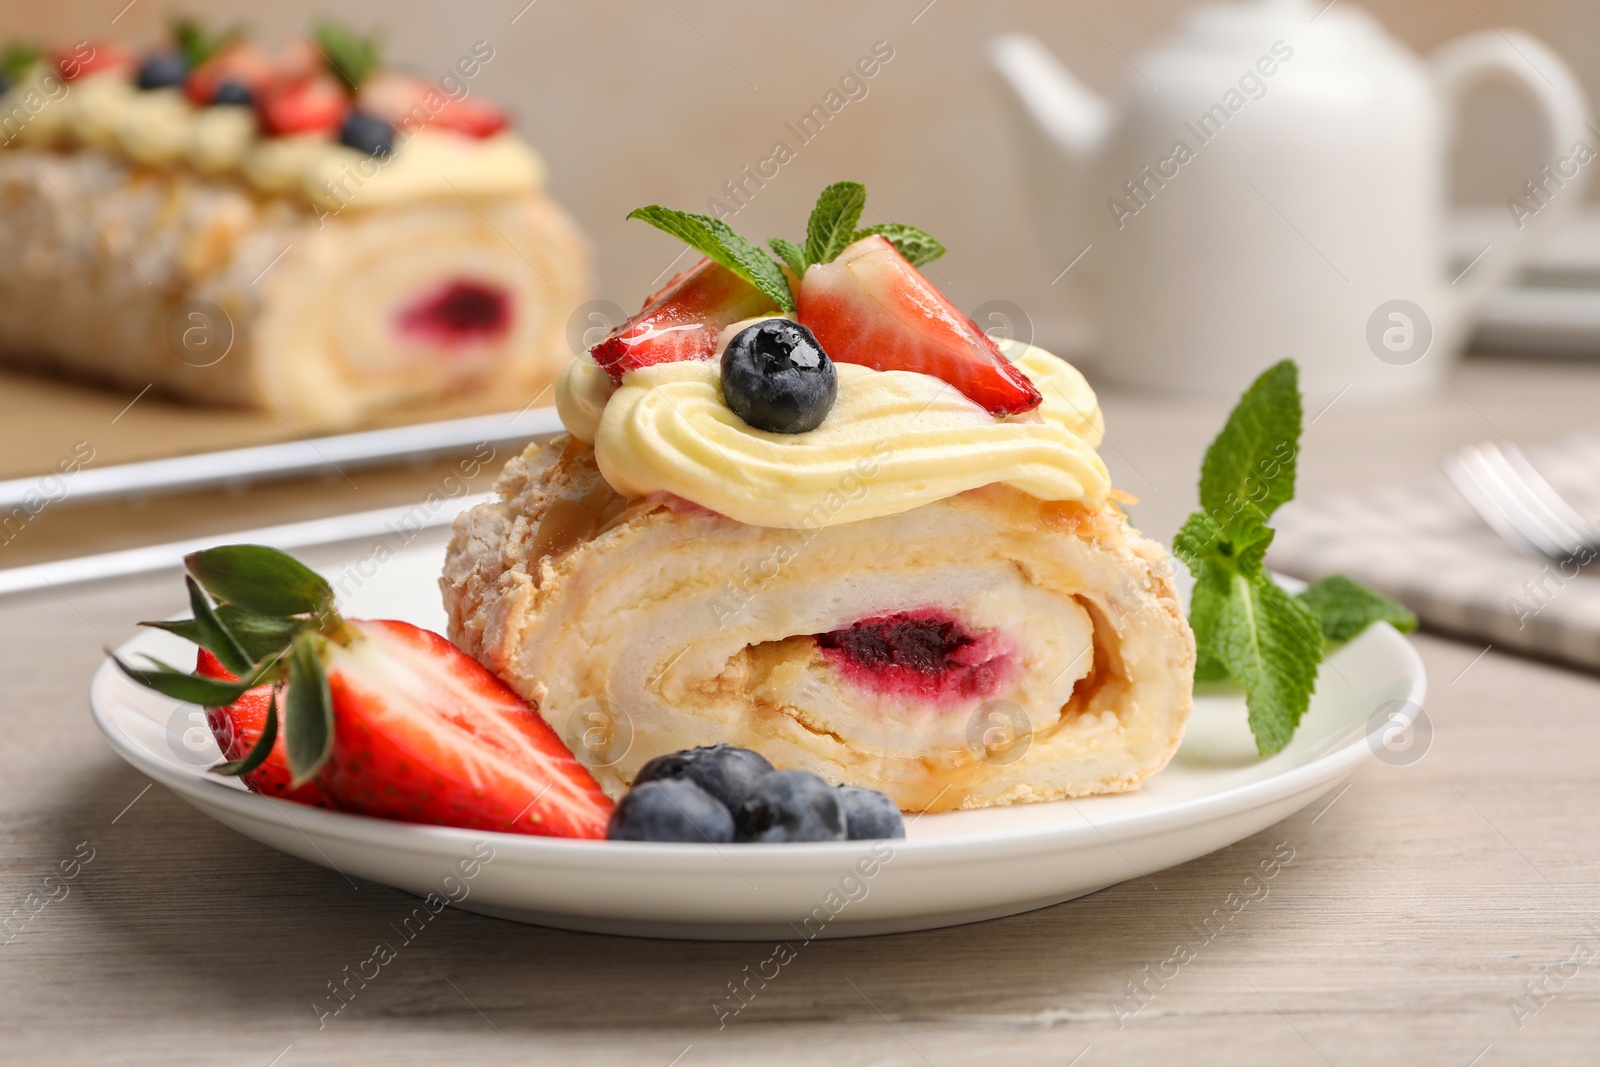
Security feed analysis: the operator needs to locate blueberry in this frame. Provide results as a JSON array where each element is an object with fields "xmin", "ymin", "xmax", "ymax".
[
  {"xmin": 211, "ymin": 79, "xmax": 254, "ymax": 106},
  {"xmin": 836, "ymin": 786, "xmax": 905, "ymax": 840},
  {"xmin": 339, "ymin": 112, "xmax": 394, "ymax": 158},
  {"xmin": 136, "ymin": 53, "xmax": 189, "ymax": 91},
  {"xmin": 735, "ymin": 769, "xmax": 847, "ymax": 843},
  {"xmin": 606, "ymin": 779, "xmax": 734, "ymax": 843},
  {"xmin": 721, "ymin": 319, "xmax": 837, "ymax": 434},
  {"xmin": 634, "ymin": 744, "xmax": 775, "ymax": 811}
]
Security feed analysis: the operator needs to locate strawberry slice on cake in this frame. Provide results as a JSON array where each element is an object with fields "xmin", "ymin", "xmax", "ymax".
[
  {"xmin": 796, "ymin": 234, "xmax": 1042, "ymax": 416},
  {"xmin": 590, "ymin": 257, "xmax": 779, "ymax": 381}
]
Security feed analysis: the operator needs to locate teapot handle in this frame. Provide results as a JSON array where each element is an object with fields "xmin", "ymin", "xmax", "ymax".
[{"xmin": 1431, "ymin": 30, "xmax": 1592, "ymax": 316}]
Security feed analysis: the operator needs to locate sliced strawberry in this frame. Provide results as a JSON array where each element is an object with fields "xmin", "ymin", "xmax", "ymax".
[
  {"xmin": 272, "ymin": 37, "xmax": 326, "ymax": 85},
  {"xmin": 591, "ymin": 258, "xmax": 779, "ymax": 381},
  {"xmin": 124, "ymin": 546, "xmax": 612, "ymax": 840},
  {"xmin": 185, "ymin": 42, "xmax": 275, "ymax": 106},
  {"xmin": 316, "ymin": 619, "xmax": 613, "ymax": 839},
  {"xmin": 256, "ymin": 74, "xmax": 348, "ymax": 137},
  {"xmin": 797, "ymin": 235, "xmax": 1042, "ymax": 416},
  {"xmin": 430, "ymin": 95, "xmax": 510, "ymax": 139},
  {"xmin": 359, "ymin": 72, "xmax": 509, "ymax": 139},
  {"xmin": 196, "ymin": 649, "xmax": 328, "ymax": 806},
  {"xmin": 54, "ymin": 41, "xmax": 131, "ymax": 81}
]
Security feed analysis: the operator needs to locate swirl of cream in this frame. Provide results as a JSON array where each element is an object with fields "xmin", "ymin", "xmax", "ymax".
[
  {"xmin": 555, "ymin": 354, "xmax": 618, "ymax": 445},
  {"xmin": 115, "ymin": 88, "xmax": 194, "ymax": 165},
  {"xmin": 300, "ymin": 130, "xmax": 544, "ymax": 211},
  {"xmin": 590, "ymin": 343, "xmax": 1110, "ymax": 529}
]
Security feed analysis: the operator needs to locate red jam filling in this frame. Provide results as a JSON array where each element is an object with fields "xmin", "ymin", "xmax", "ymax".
[
  {"xmin": 398, "ymin": 280, "xmax": 512, "ymax": 345},
  {"xmin": 814, "ymin": 609, "xmax": 1018, "ymax": 705}
]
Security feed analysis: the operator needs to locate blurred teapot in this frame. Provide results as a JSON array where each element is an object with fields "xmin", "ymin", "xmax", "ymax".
[{"xmin": 992, "ymin": 0, "xmax": 1592, "ymax": 396}]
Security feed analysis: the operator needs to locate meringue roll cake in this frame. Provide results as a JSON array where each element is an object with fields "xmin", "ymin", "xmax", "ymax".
[
  {"xmin": 0, "ymin": 26, "xmax": 589, "ymax": 429},
  {"xmin": 443, "ymin": 185, "xmax": 1195, "ymax": 812}
]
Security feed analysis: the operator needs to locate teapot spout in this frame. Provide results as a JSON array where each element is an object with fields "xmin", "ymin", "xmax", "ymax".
[
  {"xmin": 989, "ymin": 33, "xmax": 1111, "ymax": 164},
  {"xmin": 989, "ymin": 34, "xmax": 1109, "ymax": 266}
]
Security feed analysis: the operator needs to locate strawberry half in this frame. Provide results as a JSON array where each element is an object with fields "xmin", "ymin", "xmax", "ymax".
[
  {"xmin": 195, "ymin": 649, "xmax": 328, "ymax": 806},
  {"xmin": 796, "ymin": 235, "xmax": 1042, "ymax": 416},
  {"xmin": 118, "ymin": 545, "xmax": 613, "ymax": 841},
  {"xmin": 591, "ymin": 257, "xmax": 779, "ymax": 382},
  {"xmin": 314, "ymin": 619, "xmax": 612, "ymax": 838},
  {"xmin": 185, "ymin": 42, "xmax": 276, "ymax": 106},
  {"xmin": 359, "ymin": 71, "xmax": 510, "ymax": 139},
  {"xmin": 257, "ymin": 74, "xmax": 348, "ymax": 137},
  {"xmin": 54, "ymin": 41, "xmax": 131, "ymax": 81}
]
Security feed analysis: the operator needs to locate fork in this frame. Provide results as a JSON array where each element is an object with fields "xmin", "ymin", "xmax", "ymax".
[{"xmin": 1444, "ymin": 441, "xmax": 1599, "ymax": 562}]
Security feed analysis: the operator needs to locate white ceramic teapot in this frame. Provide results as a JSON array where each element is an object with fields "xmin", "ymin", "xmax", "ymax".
[{"xmin": 992, "ymin": 0, "xmax": 1592, "ymax": 396}]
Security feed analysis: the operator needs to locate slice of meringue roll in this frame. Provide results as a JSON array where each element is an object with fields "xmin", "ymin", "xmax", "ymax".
[
  {"xmin": 0, "ymin": 146, "xmax": 589, "ymax": 430},
  {"xmin": 443, "ymin": 435, "xmax": 1196, "ymax": 813}
]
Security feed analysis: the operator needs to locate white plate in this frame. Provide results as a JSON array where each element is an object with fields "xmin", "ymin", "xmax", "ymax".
[{"xmin": 89, "ymin": 543, "xmax": 1426, "ymax": 941}]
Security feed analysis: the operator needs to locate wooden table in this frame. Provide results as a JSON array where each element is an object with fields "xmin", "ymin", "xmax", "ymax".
[{"xmin": 3, "ymin": 355, "xmax": 1598, "ymax": 1065}]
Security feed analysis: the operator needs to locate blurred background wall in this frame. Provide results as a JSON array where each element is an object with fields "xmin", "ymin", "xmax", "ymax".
[{"xmin": 18, "ymin": 0, "xmax": 1592, "ymax": 353}]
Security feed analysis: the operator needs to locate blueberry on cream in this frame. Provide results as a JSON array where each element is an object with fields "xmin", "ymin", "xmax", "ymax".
[
  {"xmin": 720, "ymin": 319, "xmax": 837, "ymax": 434},
  {"xmin": 135, "ymin": 53, "xmax": 188, "ymax": 91}
]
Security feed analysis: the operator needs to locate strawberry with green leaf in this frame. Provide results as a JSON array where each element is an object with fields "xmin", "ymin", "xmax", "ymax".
[
  {"xmin": 194, "ymin": 648, "xmax": 326, "ymax": 806},
  {"xmin": 118, "ymin": 545, "xmax": 613, "ymax": 839},
  {"xmin": 1173, "ymin": 361, "xmax": 1417, "ymax": 754}
]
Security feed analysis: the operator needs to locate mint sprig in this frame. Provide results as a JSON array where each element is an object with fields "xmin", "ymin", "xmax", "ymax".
[
  {"xmin": 771, "ymin": 181, "xmax": 947, "ymax": 274},
  {"xmin": 171, "ymin": 17, "xmax": 244, "ymax": 70},
  {"xmin": 313, "ymin": 20, "xmax": 381, "ymax": 93},
  {"xmin": 627, "ymin": 205, "xmax": 795, "ymax": 313},
  {"xmin": 627, "ymin": 183, "xmax": 947, "ymax": 310},
  {"xmin": 1175, "ymin": 361, "xmax": 1416, "ymax": 754},
  {"xmin": 0, "ymin": 44, "xmax": 40, "ymax": 82}
]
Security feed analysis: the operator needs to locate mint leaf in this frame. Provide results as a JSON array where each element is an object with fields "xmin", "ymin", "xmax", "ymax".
[
  {"xmin": 805, "ymin": 181, "xmax": 867, "ymax": 268},
  {"xmin": 1, "ymin": 44, "xmax": 40, "ymax": 82},
  {"xmin": 1198, "ymin": 360, "xmax": 1300, "ymax": 526},
  {"xmin": 768, "ymin": 237, "xmax": 807, "ymax": 277},
  {"xmin": 171, "ymin": 17, "xmax": 244, "ymax": 69},
  {"xmin": 1185, "ymin": 563, "xmax": 1229, "ymax": 675},
  {"xmin": 1209, "ymin": 572, "xmax": 1323, "ymax": 754},
  {"xmin": 627, "ymin": 205, "xmax": 795, "ymax": 313},
  {"xmin": 314, "ymin": 20, "xmax": 381, "ymax": 92},
  {"xmin": 1193, "ymin": 651, "xmax": 1230, "ymax": 683},
  {"xmin": 855, "ymin": 222, "xmax": 946, "ymax": 267},
  {"xmin": 759, "ymin": 184, "xmax": 947, "ymax": 276},
  {"xmin": 1172, "ymin": 512, "xmax": 1225, "ymax": 570},
  {"xmin": 1297, "ymin": 574, "xmax": 1417, "ymax": 645}
]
